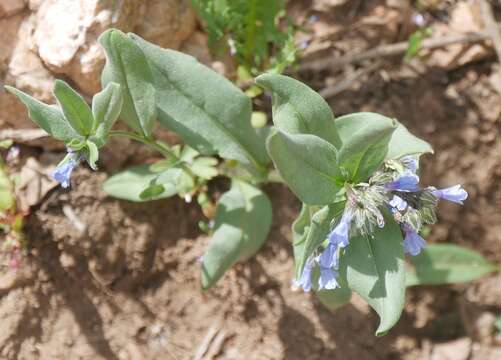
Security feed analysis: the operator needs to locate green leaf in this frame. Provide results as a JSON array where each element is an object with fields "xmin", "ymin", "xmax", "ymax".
[
  {"xmin": 266, "ymin": 129, "xmax": 342, "ymax": 205},
  {"xmin": 316, "ymin": 285, "xmax": 352, "ymax": 311},
  {"xmin": 386, "ymin": 122, "xmax": 433, "ymax": 160},
  {"xmin": 256, "ymin": 74, "xmax": 341, "ymax": 147},
  {"xmin": 191, "ymin": 157, "xmax": 219, "ymax": 180},
  {"xmin": 295, "ymin": 203, "xmax": 345, "ymax": 279},
  {"xmin": 291, "ymin": 204, "xmax": 311, "ymax": 272},
  {"xmin": 139, "ymin": 182, "xmax": 165, "ymax": 200},
  {"xmin": 335, "ymin": 112, "xmax": 397, "ymax": 182},
  {"xmin": 4, "ymin": 86, "xmax": 81, "ymax": 142},
  {"xmin": 103, "ymin": 164, "xmax": 177, "ymax": 202},
  {"xmin": 201, "ymin": 180, "xmax": 272, "ymax": 289},
  {"xmin": 0, "ymin": 163, "xmax": 14, "ymax": 213},
  {"xmin": 128, "ymin": 33, "xmax": 269, "ymax": 177},
  {"xmin": 406, "ymin": 244, "xmax": 496, "ymax": 286},
  {"xmin": 92, "ymin": 82, "xmax": 123, "ymax": 143},
  {"xmin": 339, "ymin": 214, "xmax": 405, "ymax": 336},
  {"xmin": 99, "ymin": 29, "xmax": 156, "ymax": 137},
  {"xmin": 53, "ymin": 80, "xmax": 94, "ymax": 136},
  {"xmin": 86, "ymin": 140, "xmax": 99, "ymax": 170}
]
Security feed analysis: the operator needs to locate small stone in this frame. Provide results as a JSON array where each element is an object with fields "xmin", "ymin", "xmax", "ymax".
[{"xmin": 431, "ymin": 337, "xmax": 472, "ymax": 360}]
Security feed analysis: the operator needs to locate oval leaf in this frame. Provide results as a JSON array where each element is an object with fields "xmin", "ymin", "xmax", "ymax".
[
  {"xmin": 99, "ymin": 29, "xmax": 156, "ymax": 137},
  {"xmin": 406, "ymin": 244, "xmax": 496, "ymax": 286},
  {"xmin": 256, "ymin": 74, "xmax": 341, "ymax": 147},
  {"xmin": 103, "ymin": 165, "xmax": 177, "ymax": 202},
  {"xmin": 4, "ymin": 86, "xmax": 80, "ymax": 142},
  {"xmin": 92, "ymin": 82, "xmax": 123, "ymax": 142},
  {"xmin": 335, "ymin": 112, "xmax": 397, "ymax": 182},
  {"xmin": 201, "ymin": 180, "xmax": 272, "ymax": 289},
  {"xmin": 339, "ymin": 214, "xmax": 405, "ymax": 336},
  {"xmin": 316, "ymin": 286, "xmax": 352, "ymax": 311},
  {"xmin": 53, "ymin": 80, "xmax": 94, "ymax": 136},
  {"xmin": 386, "ymin": 121, "xmax": 433, "ymax": 160},
  {"xmin": 128, "ymin": 33, "xmax": 269, "ymax": 177},
  {"xmin": 266, "ymin": 130, "xmax": 342, "ymax": 205}
]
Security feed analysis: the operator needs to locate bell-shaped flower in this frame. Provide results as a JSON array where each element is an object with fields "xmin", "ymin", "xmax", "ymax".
[
  {"xmin": 327, "ymin": 210, "xmax": 353, "ymax": 248},
  {"xmin": 389, "ymin": 195, "xmax": 408, "ymax": 212},
  {"xmin": 432, "ymin": 185, "xmax": 468, "ymax": 205},
  {"xmin": 402, "ymin": 223, "xmax": 427, "ymax": 256},
  {"xmin": 318, "ymin": 267, "xmax": 340, "ymax": 291},
  {"xmin": 52, "ymin": 154, "xmax": 80, "ymax": 188},
  {"xmin": 385, "ymin": 172, "xmax": 420, "ymax": 192}
]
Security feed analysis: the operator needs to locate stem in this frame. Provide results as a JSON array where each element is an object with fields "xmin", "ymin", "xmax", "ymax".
[{"xmin": 109, "ymin": 130, "xmax": 195, "ymax": 176}]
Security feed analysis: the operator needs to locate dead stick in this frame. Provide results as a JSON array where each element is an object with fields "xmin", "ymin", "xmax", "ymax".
[
  {"xmin": 301, "ymin": 32, "xmax": 490, "ymax": 71},
  {"xmin": 479, "ymin": 0, "xmax": 501, "ymax": 61}
]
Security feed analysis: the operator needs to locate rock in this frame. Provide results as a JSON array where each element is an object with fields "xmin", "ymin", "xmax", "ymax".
[
  {"xmin": 0, "ymin": 0, "xmax": 26, "ymax": 18},
  {"xmin": 431, "ymin": 338, "xmax": 472, "ymax": 360}
]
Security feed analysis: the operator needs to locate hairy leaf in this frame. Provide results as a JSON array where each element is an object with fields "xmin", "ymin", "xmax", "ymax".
[{"xmin": 53, "ymin": 80, "xmax": 94, "ymax": 136}]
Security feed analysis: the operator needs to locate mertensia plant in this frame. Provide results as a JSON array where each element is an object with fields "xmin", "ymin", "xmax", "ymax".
[{"xmin": 6, "ymin": 29, "xmax": 497, "ymax": 336}]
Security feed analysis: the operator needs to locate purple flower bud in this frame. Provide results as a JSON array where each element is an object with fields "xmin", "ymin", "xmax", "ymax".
[
  {"xmin": 317, "ymin": 242, "xmax": 339, "ymax": 269},
  {"xmin": 327, "ymin": 210, "xmax": 353, "ymax": 248},
  {"xmin": 402, "ymin": 224, "xmax": 427, "ymax": 256},
  {"xmin": 52, "ymin": 159, "xmax": 78, "ymax": 188},
  {"xmin": 318, "ymin": 267, "xmax": 340, "ymax": 291},
  {"xmin": 389, "ymin": 195, "xmax": 408, "ymax": 212},
  {"xmin": 401, "ymin": 155, "xmax": 419, "ymax": 173},
  {"xmin": 432, "ymin": 185, "xmax": 468, "ymax": 205},
  {"xmin": 385, "ymin": 172, "xmax": 420, "ymax": 192},
  {"xmin": 293, "ymin": 258, "xmax": 314, "ymax": 292}
]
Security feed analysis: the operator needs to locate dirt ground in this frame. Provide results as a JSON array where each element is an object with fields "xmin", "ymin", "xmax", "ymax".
[{"xmin": 1, "ymin": 1, "xmax": 501, "ymax": 359}]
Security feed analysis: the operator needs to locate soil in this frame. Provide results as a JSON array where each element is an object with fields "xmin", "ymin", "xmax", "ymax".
[{"xmin": 2, "ymin": 1, "xmax": 501, "ymax": 359}]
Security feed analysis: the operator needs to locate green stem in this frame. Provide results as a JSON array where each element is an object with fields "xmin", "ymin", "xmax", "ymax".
[{"xmin": 109, "ymin": 130, "xmax": 195, "ymax": 176}]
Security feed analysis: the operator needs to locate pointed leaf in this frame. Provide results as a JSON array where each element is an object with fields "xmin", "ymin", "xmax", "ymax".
[
  {"xmin": 335, "ymin": 112, "xmax": 397, "ymax": 182},
  {"xmin": 201, "ymin": 180, "xmax": 272, "ymax": 289},
  {"xmin": 339, "ymin": 214, "xmax": 405, "ymax": 336},
  {"xmin": 406, "ymin": 244, "xmax": 496, "ymax": 286},
  {"xmin": 92, "ymin": 82, "xmax": 123, "ymax": 142},
  {"xmin": 266, "ymin": 129, "xmax": 342, "ymax": 205},
  {"xmin": 386, "ymin": 122, "xmax": 433, "ymax": 160},
  {"xmin": 316, "ymin": 284, "xmax": 352, "ymax": 311},
  {"xmin": 99, "ymin": 29, "xmax": 156, "ymax": 137},
  {"xmin": 291, "ymin": 204, "xmax": 311, "ymax": 271},
  {"xmin": 4, "ymin": 86, "xmax": 80, "ymax": 142},
  {"xmin": 53, "ymin": 80, "xmax": 94, "ymax": 136},
  {"xmin": 256, "ymin": 74, "xmax": 341, "ymax": 147},
  {"xmin": 129, "ymin": 33, "xmax": 269, "ymax": 177}
]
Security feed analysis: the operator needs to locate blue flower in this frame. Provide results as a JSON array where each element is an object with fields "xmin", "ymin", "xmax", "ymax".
[
  {"xmin": 401, "ymin": 155, "xmax": 419, "ymax": 173},
  {"xmin": 388, "ymin": 195, "xmax": 408, "ymax": 212},
  {"xmin": 432, "ymin": 185, "xmax": 468, "ymax": 205},
  {"xmin": 318, "ymin": 267, "xmax": 340, "ymax": 291},
  {"xmin": 385, "ymin": 172, "xmax": 420, "ymax": 192},
  {"xmin": 52, "ymin": 158, "xmax": 78, "ymax": 188},
  {"xmin": 293, "ymin": 258, "xmax": 314, "ymax": 292},
  {"xmin": 327, "ymin": 210, "xmax": 353, "ymax": 248},
  {"xmin": 402, "ymin": 224, "xmax": 427, "ymax": 256},
  {"xmin": 317, "ymin": 242, "xmax": 339, "ymax": 269}
]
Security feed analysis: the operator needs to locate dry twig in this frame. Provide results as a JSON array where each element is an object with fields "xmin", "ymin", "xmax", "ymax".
[
  {"xmin": 300, "ymin": 32, "xmax": 490, "ymax": 71},
  {"xmin": 479, "ymin": 0, "xmax": 501, "ymax": 61}
]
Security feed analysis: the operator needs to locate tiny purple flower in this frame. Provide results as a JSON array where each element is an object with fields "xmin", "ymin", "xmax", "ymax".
[
  {"xmin": 402, "ymin": 224, "xmax": 427, "ymax": 256},
  {"xmin": 385, "ymin": 172, "xmax": 420, "ymax": 192},
  {"xmin": 317, "ymin": 242, "xmax": 339, "ymax": 269},
  {"xmin": 432, "ymin": 185, "xmax": 468, "ymax": 205},
  {"xmin": 318, "ymin": 267, "xmax": 340, "ymax": 291},
  {"xmin": 327, "ymin": 210, "xmax": 353, "ymax": 248},
  {"xmin": 401, "ymin": 155, "xmax": 419, "ymax": 173},
  {"xmin": 389, "ymin": 195, "xmax": 408, "ymax": 212},
  {"xmin": 52, "ymin": 159, "xmax": 78, "ymax": 188},
  {"xmin": 293, "ymin": 258, "xmax": 314, "ymax": 292}
]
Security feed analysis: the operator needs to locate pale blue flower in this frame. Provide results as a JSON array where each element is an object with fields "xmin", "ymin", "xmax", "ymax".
[
  {"xmin": 402, "ymin": 224, "xmax": 427, "ymax": 256},
  {"xmin": 389, "ymin": 195, "xmax": 408, "ymax": 212},
  {"xmin": 432, "ymin": 185, "xmax": 468, "ymax": 205},
  {"xmin": 52, "ymin": 159, "xmax": 78, "ymax": 188},
  {"xmin": 317, "ymin": 242, "xmax": 339, "ymax": 269},
  {"xmin": 318, "ymin": 267, "xmax": 340, "ymax": 291},
  {"xmin": 385, "ymin": 172, "xmax": 420, "ymax": 192},
  {"xmin": 293, "ymin": 258, "xmax": 314, "ymax": 292},
  {"xmin": 327, "ymin": 210, "xmax": 353, "ymax": 248}
]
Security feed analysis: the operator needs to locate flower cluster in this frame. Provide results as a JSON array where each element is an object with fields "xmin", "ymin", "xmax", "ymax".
[{"xmin": 293, "ymin": 156, "xmax": 468, "ymax": 292}]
